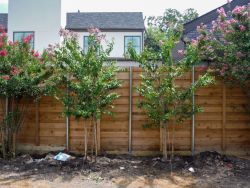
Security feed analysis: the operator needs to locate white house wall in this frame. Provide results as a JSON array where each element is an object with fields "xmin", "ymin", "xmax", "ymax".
[
  {"xmin": 8, "ymin": 0, "xmax": 61, "ymax": 53},
  {"xmin": 77, "ymin": 31, "xmax": 143, "ymax": 58}
]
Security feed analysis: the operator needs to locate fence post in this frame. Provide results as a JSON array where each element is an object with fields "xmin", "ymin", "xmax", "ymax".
[
  {"xmin": 35, "ymin": 100, "xmax": 40, "ymax": 146},
  {"xmin": 66, "ymin": 75, "xmax": 70, "ymax": 151},
  {"xmin": 191, "ymin": 66, "xmax": 196, "ymax": 156},
  {"xmin": 128, "ymin": 66, "xmax": 133, "ymax": 153},
  {"xmin": 222, "ymin": 84, "xmax": 226, "ymax": 152}
]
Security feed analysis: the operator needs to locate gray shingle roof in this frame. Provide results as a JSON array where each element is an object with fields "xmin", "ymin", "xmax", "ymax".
[
  {"xmin": 66, "ymin": 12, "xmax": 145, "ymax": 30},
  {"xmin": 0, "ymin": 13, "xmax": 8, "ymax": 31}
]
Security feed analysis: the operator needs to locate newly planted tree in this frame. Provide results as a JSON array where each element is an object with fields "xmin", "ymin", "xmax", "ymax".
[
  {"xmin": 52, "ymin": 28, "xmax": 121, "ymax": 161},
  {"xmin": 128, "ymin": 26, "xmax": 213, "ymax": 161},
  {"xmin": 0, "ymin": 27, "xmax": 54, "ymax": 159}
]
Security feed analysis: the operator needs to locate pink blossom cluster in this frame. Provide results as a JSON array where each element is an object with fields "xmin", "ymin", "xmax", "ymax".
[
  {"xmin": 22, "ymin": 34, "xmax": 33, "ymax": 44},
  {"xmin": 59, "ymin": 28, "xmax": 79, "ymax": 39},
  {"xmin": 33, "ymin": 51, "xmax": 40, "ymax": 58},
  {"xmin": 10, "ymin": 66, "xmax": 19, "ymax": 75},
  {"xmin": 217, "ymin": 7, "xmax": 227, "ymax": 18},
  {"xmin": 232, "ymin": 6, "xmax": 245, "ymax": 15},
  {"xmin": 88, "ymin": 27, "xmax": 106, "ymax": 43},
  {"xmin": 0, "ymin": 49, "xmax": 7, "ymax": 57},
  {"xmin": 220, "ymin": 64, "xmax": 228, "ymax": 76},
  {"xmin": 1, "ymin": 75, "xmax": 10, "ymax": 80},
  {"xmin": 0, "ymin": 31, "xmax": 7, "ymax": 48},
  {"xmin": 239, "ymin": 25, "xmax": 246, "ymax": 32},
  {"xmin": 88, "ymin": 27, "xmax": 100, "ymax": 34}
]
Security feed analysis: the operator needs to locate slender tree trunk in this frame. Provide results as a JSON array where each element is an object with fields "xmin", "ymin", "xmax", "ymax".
[
  {"xmin": 171, "ymin": 121, "xmax": 176, "ymax": 160},
  {"xmin": 1, "ymin": 127, "xmax": 6, "ymax": 159},
  {"xmin": 84, "ymin": 119, "xmax": 88, "ymax": 161},
  {"xmin": 162, "ymin": 121, "xmax": 168, "ymax": 161},
  {"xmin": 12, "ymin": 133, "xmax": 16, "ymax": 158}
]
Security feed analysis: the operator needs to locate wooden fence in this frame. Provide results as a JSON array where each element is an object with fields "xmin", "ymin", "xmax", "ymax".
[{"xmin": 0, "ymin": 67, "xmax": 250, "ymax": 156}]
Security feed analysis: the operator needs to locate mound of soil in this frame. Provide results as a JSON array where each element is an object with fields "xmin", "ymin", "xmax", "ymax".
[{"xmin": 0, "ymin": 151, "xmax": 249, "ymax": 188}]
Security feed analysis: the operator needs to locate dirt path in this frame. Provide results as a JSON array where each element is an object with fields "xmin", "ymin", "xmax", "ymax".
[{"xmin": 0, "ymin": 151, "xmax": 249, "ymax": 188}]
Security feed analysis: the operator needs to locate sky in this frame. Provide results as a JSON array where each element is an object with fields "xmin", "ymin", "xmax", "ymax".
[{"xmin": 0, "ymin": 0, "xmax": 227, "ymax": 23}]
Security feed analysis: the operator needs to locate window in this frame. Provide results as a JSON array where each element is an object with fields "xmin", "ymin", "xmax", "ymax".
[
  {"xmin": 83, "ymin": 36, "xmax": 100, "ymax": 54},
  {"xmin": 124, "ymin": 36, "xmax": 141, "ymax": 54},
  {"xmin": 83, "ymin": 36, "xmax": 89, "ymax": 53},
  {"xmin": 13, "ymin": 32, "xmax": 35, "ymax": 49}
]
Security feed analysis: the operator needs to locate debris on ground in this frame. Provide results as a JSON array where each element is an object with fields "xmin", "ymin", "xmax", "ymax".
[
  {"xmin": 188, "ymin": 167, "xmax": 195, "ymax": 173},
  {"xmin": 54, "ymin": 152, "xmax": 71, "ymax": 162},
  {"xmin": 0, "ymin": 151, "xmax": 249, "ymax": 188}
]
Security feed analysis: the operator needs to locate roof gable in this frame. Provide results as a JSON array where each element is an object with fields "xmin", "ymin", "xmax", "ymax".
[{"xmin": 66, "ymin": 12, "xmax": 145, "ymax": 31}]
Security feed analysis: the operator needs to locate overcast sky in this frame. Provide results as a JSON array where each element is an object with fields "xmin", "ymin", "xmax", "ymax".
[{"xmin": 1, "ymin": 0, "xmax": 227, "ymax": 23}]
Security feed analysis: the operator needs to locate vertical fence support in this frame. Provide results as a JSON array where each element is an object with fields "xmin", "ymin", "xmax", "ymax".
[
  {"xmin": 66, "ymin": 77, "xmax": 70, "ymax": 151},
  {"xmin": 128, "ymin": 66, "xmax": 133, "ymax": 153},
  {"xmin": 160, "ymin": 126, "xmax": 163, "ymax": 152},
  {"xmin": 66, "ymin": 115, "xmax": 70, "ymax": 151},
  {"xmin": 191, "ymin": 66, "xmax": 196, "ymax": 156},
  {"xmin": 35, "ymin": 100, "xmax": 40, "ymax": 146},
  {"xmin": 222, "ymin": 84, "xmax": 226, "ymax": 152}
]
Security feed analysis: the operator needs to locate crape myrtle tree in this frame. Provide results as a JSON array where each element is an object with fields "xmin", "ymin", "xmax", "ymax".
[
  {"xmin": 0, "ymin": 27, "xmax": 54, "ymax": 159},
  {"xmin": 127, "ymin": 26, "xmax": 213, "ymax": 161},
  {"xmin": 52, "ymin": 28, "xmax": 121, "ymax": 161},
  {"xmin": 195, "ymin": 4, "xmax": 250, "ymax": 113}
]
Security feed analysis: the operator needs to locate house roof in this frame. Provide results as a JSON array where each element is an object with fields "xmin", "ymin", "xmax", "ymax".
[
  {"xmin": 66, "ymin": 12, "xmax": 145, "ymax": 31},
  {"xmin": 0, "ymin": 13, "xmax": 8, "ymax": 31},
  {"xmin": 184, "ymin": 0, "xmax": 250, "ymax": 35}
]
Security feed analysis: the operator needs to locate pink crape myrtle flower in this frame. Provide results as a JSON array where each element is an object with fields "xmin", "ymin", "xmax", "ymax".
[
  {"xmin": 0, "ymin": 49, "xmax": 7, "ymax": 57},
  {"xmin": 10, "ymin": 66, "xmax": 19, "ymax": 75},
  {"xmin": 217, "ymin": 7, "xmax": 227, "ymax": 17},
  {"xmin": 232, "ymin": 6, "xmax": 245, "ymax": 15},
  {"xmin": 191, "ymin": 39, "xmax": 198, "ymax": 46},
  {"xmin": 33, "ymin": 51, "xmax": 40, "ymax": 58},
  {"xmin": 59, "ymin": 28, "xmax": 79, "ymax": 39},
  {"xmin": 88, "ymin": 27, "xmax": 100, "ymax": 34},
  {"xmin": 22, "ymin": 34, "xmax": 33, "ymax": 44},
  {"xmin": 2, "ymin": 75, "xmax": 10, "ymax": 80},
  {"xmin": 239, "ymin": 25, "xmax": 246, "ymax": 32}
]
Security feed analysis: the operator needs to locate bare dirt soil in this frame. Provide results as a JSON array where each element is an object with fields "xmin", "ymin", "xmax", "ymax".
[{"xmin": 0, "ymin": 151, "xmax": 249, "ymax": 188}]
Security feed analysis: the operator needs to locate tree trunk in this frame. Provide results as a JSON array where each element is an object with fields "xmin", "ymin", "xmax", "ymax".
[
  {"xmin": 84, "ymin": 119, "xmax": 88, "ymax": 161},
  {"xmin": 12, "ymin": 133, "xmax": 16, "ymax": 158},
  {"xmin": 162, "ymin": 121, "xmax": 168, "ymax": 161},
  {"xmin": 171, "ymin": 122, "xmax": 176, "ymax": 160},
  {"xmin": 1, "ymin": 128, "xmax": 6, "ymax": 159}
]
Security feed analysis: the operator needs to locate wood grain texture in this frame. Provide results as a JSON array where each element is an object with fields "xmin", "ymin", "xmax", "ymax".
[{"xmin": 0, "ymin": 68, "xmax": 249, "ymax": 156}]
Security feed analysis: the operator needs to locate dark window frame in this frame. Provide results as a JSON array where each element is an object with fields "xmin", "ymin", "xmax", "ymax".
[
  {"xmin": 13, "ymin": 31, "xmax": 35, "ymax": 49},
  {"xmin": 124, "ymin": 36, "xmax": 142, "ymax": 55}
]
